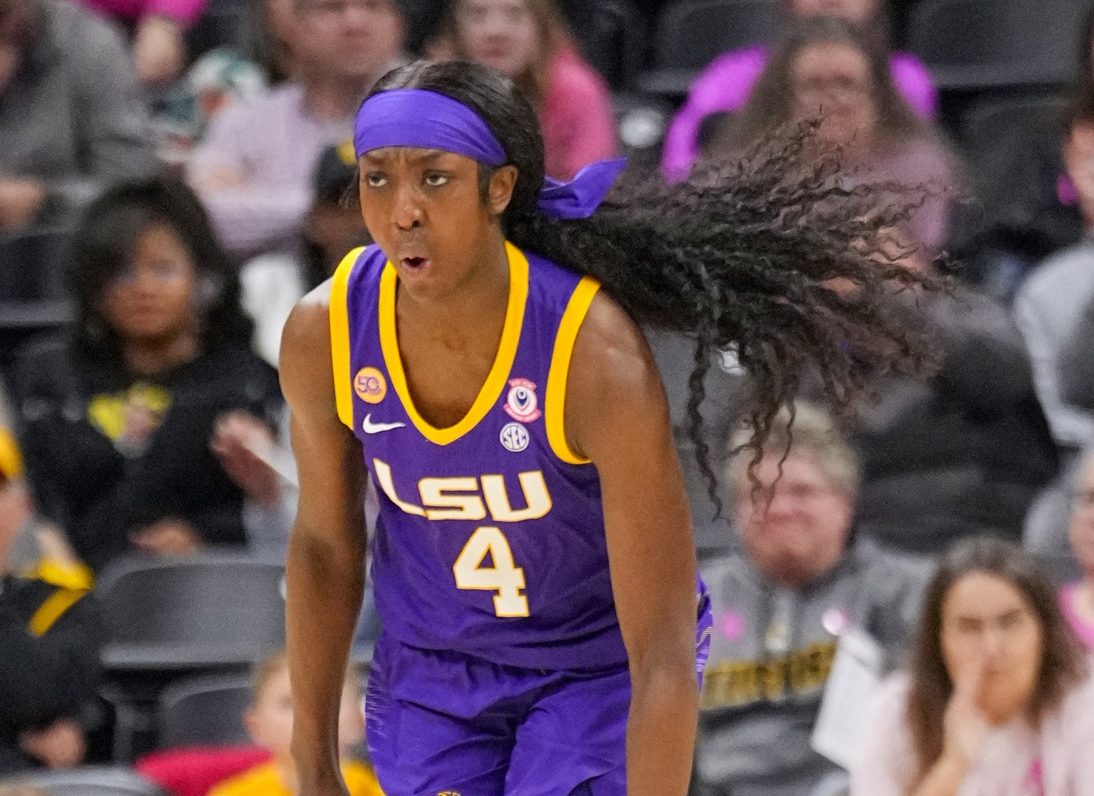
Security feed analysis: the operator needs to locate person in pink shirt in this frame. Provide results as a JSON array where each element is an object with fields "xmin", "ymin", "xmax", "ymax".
[
  {"xmin": 432, "ymin": 0, "xmax": 617, "ymax": 180},
  {"xmin": 709, "ymin": 16, "xmax": 957, "ymax": 253},
  {"xmin": 77, "ymin": 0, "xmax": 207, "ymax": 86},
  {"xmin": 851, "ymin": 537, "xmax": 1094, "ymax": 796},
  {"xmin": 662, "ymin": 0, "xmax": 937, "ymax": 182},
  {"xmin": 1061, "ymin": 451, "xmax": 1094, "ymax": 652}
]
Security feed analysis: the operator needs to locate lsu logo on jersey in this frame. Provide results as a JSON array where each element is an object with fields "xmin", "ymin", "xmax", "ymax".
[
  {"xmin": 354, "ymin": 367, "xmax": 387, "ymax": 404},
  {"xmin": 504, "ymin": 377, "xmax": 541, "ymax": 423},
  {"xmin": 372, "ymin": 459, "xmax": 552, "ymax": 522}
]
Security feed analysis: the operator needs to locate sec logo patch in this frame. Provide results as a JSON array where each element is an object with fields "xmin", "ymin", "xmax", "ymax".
[
  {"xmin": 500, "ymin": 422, "xmax": 530, "ymax": 452},
  {"xmin": 354, "ymin": 367, "xmax": 387, "ymax": 404}
]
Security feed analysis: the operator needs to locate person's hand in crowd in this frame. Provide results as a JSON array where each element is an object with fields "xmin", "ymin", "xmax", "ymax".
[
  {"xmin": 940, "ymin": 655, "xmax": 990, "ymax": 772},
  {"xmin": 130, "ymin": 518, "xmax": 203, "ymax": 555},
  {"xmin": 34, "ymin": 523, "xmax": 81, "ymax": 566},
  {"xmin": 132, "ymin": 15, "xmax": 186, "ymax": 87},
  {"xmin": 18, "ymin": 718, "xmax": 86, "ymax": 769},
  {"xmin": 0, "ymin": 177, "xmax": 46, "ymax": 233},
  {"xmin": 211, "ymin": 411, "xmax": 282, "ymax": 507}
]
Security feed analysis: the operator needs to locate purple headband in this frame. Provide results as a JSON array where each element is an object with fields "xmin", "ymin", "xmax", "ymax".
[{"xmin": 354, "ymin": 88, "xmax": 625, "ymax": 221}]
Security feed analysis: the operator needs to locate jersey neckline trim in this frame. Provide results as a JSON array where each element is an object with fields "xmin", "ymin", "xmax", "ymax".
[{"xmin": 378, "ymin": 241, "xmax": 529, "ymax": 446}]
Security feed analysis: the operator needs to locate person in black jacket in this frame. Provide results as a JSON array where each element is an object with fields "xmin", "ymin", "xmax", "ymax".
[
  {"xmin": 0, "ymin": 426, "xmax": 103, "ymax": 774},
  {"xmin": 10, "ymin": 177, "xmax": 284, "ymax": 571}
]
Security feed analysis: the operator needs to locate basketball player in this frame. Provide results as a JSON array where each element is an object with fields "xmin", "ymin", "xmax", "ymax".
[{"xmin": 281, "ymin": 61, "xmax": 935, "ymax": 795}]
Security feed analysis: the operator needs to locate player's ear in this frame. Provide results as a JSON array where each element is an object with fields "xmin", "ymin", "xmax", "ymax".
[{"xmin": 487, "ymin": 165, "xmax": 518, "ymax": 217}]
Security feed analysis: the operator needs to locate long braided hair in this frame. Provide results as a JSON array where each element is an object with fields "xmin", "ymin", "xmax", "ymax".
[{"xmin": 366, "ymin": 60, "xmax": 941, "ymax": 508}]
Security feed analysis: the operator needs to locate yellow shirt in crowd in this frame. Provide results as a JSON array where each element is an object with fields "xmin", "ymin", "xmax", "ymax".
[{"xmin": 208, "ymin": 759, "xmax": 383, "ymax": 796}]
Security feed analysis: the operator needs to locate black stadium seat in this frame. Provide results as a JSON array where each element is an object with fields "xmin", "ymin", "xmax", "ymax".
[
  {"xmin": 960, "ymin": 93, "xmax": 1069, "ymax": 158},
  {"xmin": 0, "ymin": 227, "xmax": 74, "ymax": 330},
  {"xmin": 637, "ymin": 0, "xmax": 779, "ymax": 98},
  {"xmin": 94, "ymin": 553, "xmax": 285, "ymax": 760},
  {"xmin": 576, "ymin": 0, "xmax": 648, "ymax": 91},
  {"xmin": 157, "ymin": 672, "xmax": 253, "ymax": 749},
  {"xmin": 907, "ymin": 0, "xmax": 1085, "ymax": 91}
]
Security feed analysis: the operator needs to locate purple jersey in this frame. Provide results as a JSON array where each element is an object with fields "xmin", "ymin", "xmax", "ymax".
[{"xmin": 329, "ymin": 241, "xmax": 626, "ymax": 670}]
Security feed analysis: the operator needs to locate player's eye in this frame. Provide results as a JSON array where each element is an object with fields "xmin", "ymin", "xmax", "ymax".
[
  {"xmin": 424, "ymin": 172, "xmax": 450, "ymax": 187},
  {"xmin": 364, "ymin": 172, "xmax": 388, "ymax": 188}
]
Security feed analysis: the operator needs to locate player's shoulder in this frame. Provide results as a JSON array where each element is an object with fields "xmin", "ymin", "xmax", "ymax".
[
  {"xmin": 578, "ymin": 290, "xmax": 654, "ymax": 379},
  {"xmin": 564, "ymin": 289, "xmax": 667, "ymax": 438}
]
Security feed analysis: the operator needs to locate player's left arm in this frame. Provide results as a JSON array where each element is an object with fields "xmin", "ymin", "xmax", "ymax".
[{"xmin": 567, "ymin": 293, "xmax": 698, "ymax": 796}]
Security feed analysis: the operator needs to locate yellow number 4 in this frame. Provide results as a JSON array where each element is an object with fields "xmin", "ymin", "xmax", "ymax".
[{"xmin": 452, "ymin": 526, "xmax": 529, "ymax": 617}]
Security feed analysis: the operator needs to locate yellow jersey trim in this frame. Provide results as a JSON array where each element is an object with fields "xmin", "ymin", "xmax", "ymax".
[
  {"xmin": 23, "ymin": 558, "xmax": 94, "ymax": 591},
  {"xmin": 330, "ymin": 247, "xmax": 365, "ymax": 429},
  {"xmin": 28, "ymin": 587, "xmax": 87, "ymax": 637},
  {"xmin": 379, "ymin": 241, "xmax": 529, "ymax": 446},
  {"xmin": 546, "ymin": 276, "xmax": 600, "ymax": 465}
]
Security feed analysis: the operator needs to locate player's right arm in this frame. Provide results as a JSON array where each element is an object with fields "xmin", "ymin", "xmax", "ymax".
[{"xmin": 279, "ymin": 284, "xmax": 367, "ymax": 795}]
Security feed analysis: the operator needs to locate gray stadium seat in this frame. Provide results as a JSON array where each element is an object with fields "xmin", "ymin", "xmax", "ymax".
[
  {"xmin": 637, "ymin": 0, "xmax": 779, "ymax": 98},
  {"xmin": 0, "ymin": 766, "xmax": 167, "ymax": 796},
  {"xmin": 96, "ymin": 553, "xmax": 286, "ymax": 672},
  {"xmin": 157, "ymin": 672, "xmax": 253, "ymax": 748},
  {"xmin": 907, "ymin": 0, "xmax": 1085, "ymax": 90}
]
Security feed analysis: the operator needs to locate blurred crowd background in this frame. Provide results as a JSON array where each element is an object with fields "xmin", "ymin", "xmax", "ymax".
[{"xmin": 2, "ymin": 0, "xmax": 1094, "ymax": 794}]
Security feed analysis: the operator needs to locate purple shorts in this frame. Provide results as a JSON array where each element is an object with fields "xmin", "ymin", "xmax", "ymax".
[
  {"xmin": 365, "ymin": 633, "xmax": 629, "ymax": 795},
  {"xmin": 365, "ymin": 581, "xmax": 712, "ymax": 795}
]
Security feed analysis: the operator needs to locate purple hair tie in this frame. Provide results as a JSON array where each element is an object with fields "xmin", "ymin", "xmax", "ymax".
[{"xmin": 354, "ymin": 88, "xmax": 625, "ymax": 221}]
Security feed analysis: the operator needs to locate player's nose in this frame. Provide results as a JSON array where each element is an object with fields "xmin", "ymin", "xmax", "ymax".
[{"xmin": 392, "ymin": 185, "xmax": 423, "ymax": 230}]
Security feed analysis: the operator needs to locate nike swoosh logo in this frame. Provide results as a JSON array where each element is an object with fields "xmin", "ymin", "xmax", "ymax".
[{"xmin": 362, "ymin": 414, "xmax": 406, "ymax": 434}]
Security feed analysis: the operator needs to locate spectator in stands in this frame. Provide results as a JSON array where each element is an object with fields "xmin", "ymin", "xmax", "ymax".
[
  {"xmin": 209, "ymin": 651, "xmax": 381, "ymax": 796},
  {"xmin": 1015, "ymin": 108, "xmax": 1094, "ymax": 556},
  {"xmin": 186, "ymin": 0, "xmax": 406, "ymax": 258},
  {"xmin": 851, "ymin": 537, "xmax": 1094, "ymax": 795},
  {"xmin": 10, "ymin": 177, "xmax": 285, "ymax": 572},
  {"xmin": 151, "ymin": 0, "xmax": 297, "ymax": 169},
  {"xmin": 1060, "ymin": 450, "xmax": 1094, "ymax": 652},
  {"xmin": 950, "ymin": 3, "xmax": 1093, "ymax": 301},
  {"xmin": 0, "ymin": 0, "xmax": 157, "ymax": 235},
  {"xmin": 694, "ymin": 403, "xmax": 928, "ymax": 796},
  {"xmin": 0, "ymin": 425, "xmax": 103, "ymax": 774},
  {"xmin": 1016, "ymin": 109, "xmax": 1094, "ymax": 458},
  {"xmin": 710, "ymin": 15, "xmax": 955, "ymax": 251},
  {"xmin": 706, "ymin": 18, "xmax": 1055, "ymax": 554},
  {"xmin": 662, "ymin": 0, "xmax": 937, "ymax": 181},
  {"xmin": 76, "ymin": 0, "xmax": 207, "ymax": 87},
  {"xmin": 431, "ymin": 0, "xmax": 616, "ymax": 180},
  {"xmin": 241, "ymin": 138, "xmax": 369, "ymax": 368}
]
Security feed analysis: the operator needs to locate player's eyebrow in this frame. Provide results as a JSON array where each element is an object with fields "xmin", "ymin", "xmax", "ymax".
[{"xmin": 361, "ymin": 149, "xmax": 449, "ymax": 166}]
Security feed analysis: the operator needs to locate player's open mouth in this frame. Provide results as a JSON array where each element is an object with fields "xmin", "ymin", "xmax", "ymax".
[{"xmin": 401, "ymin": 257, "xmax": 429, "ymax": 271}]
